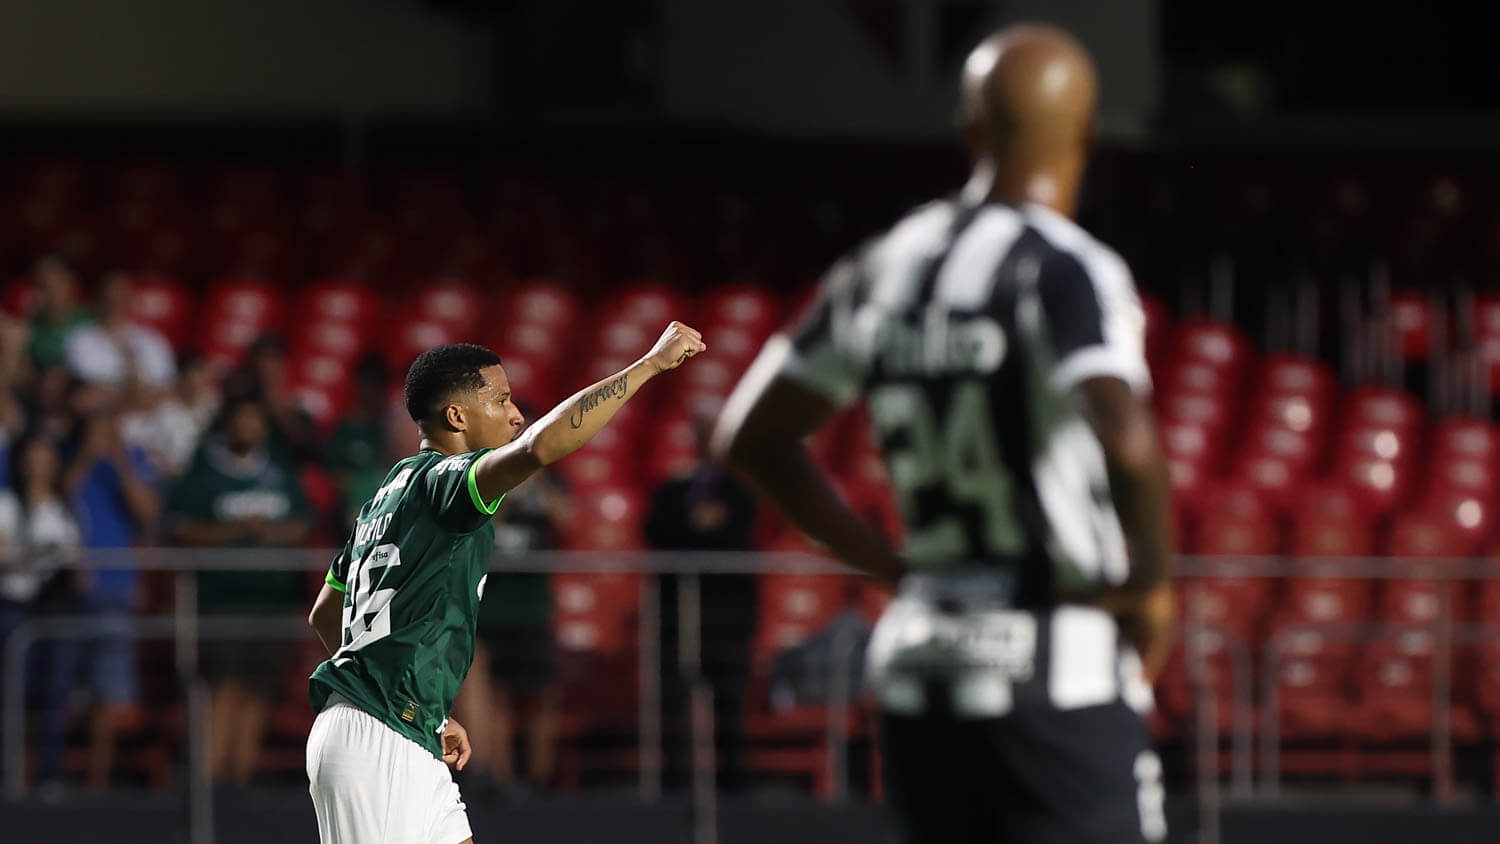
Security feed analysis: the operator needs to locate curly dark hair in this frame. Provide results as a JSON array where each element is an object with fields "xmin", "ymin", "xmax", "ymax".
[{"xmin": 403, "ymin": 343, "xmax": 503, "ymax": 425}]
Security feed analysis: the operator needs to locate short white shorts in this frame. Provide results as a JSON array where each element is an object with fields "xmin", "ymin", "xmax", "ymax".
[{"xmin": 307, "ymin": 695, "xmax": 472, "ymax": 844}]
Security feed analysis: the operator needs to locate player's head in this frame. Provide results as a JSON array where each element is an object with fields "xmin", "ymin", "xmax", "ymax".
[
  {"xmin": 404, "ymin": 343, "xmax": 525, "ymax": 450},
  {"xmin": 959, "ymin": 23, "xmax": 1097, "ymax": 210},
  {"xmin": 219, "ymin": 395, "xmax": 272, "ymax": 455}
]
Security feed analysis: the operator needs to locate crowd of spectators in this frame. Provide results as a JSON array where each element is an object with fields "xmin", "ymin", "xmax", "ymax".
[{"xmin": 0, "ymin": 254, "xmax": 777, "ymax": 797}]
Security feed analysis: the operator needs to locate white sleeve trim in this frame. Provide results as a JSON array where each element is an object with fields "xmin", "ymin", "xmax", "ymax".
[{"xmin": 1050, "ymin": 344, "xmax": 1153, "ymax": 396}]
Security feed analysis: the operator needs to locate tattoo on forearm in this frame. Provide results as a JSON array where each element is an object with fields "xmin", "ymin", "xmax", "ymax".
[{"xmin": 569, "ymin": 374, "xmax": 629, "ymax": 429}]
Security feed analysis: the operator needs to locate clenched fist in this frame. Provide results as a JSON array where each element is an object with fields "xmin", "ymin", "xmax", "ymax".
[{"xmin": 643, "ymin": 321, "xmax": 707, "ymax": 373}]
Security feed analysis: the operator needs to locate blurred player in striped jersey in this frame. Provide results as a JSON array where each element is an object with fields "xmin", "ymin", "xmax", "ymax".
[{"xmin": 716, "ymin": 24, "xmax": 1173, "ymax": 844}]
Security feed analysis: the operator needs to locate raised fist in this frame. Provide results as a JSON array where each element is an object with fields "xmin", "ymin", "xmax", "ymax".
[{"xmin": 643, "ymin": 321, "xmax": 707, "ymax": 373}]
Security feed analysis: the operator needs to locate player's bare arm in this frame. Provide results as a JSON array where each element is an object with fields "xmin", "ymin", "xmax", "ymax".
[
  {"xmin": 309, "ymin": 584, "xmax": 342, "ymax": 656},
  {"xmin": 1072, "ymin": 374, "xmax": 1175, "ymax": 678},
  {"xmin": 471, "ymin": 321, "xmax": 706, "ymax": 501},
  {"xmin": 712, "ymin": 360, "xmax": 906, "ymax": 584}
]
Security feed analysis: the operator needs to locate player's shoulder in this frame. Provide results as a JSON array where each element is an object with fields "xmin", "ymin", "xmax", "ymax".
[
  {"xmin": 413, "ymin": 450, "xmax": 491, "ymax": 488},
  {"xmin": 1020, "ymin": 203, "xmax": 1133, "ymax": 291},
  {"xmin": 867, "ymin": 199, "xmax": 958, "ymax": 260}
]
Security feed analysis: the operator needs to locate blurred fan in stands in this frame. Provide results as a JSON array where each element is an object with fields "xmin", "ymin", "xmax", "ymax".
[
  {"xmin": 455, "ymin": 471, "xmax": 571, "ymax": 798},
  {"xmin": 221, "ymin": 334, "xmax": 319, "ymax": 463},
  {"xmin": 62, "ymin": 272, "xmax": 176, "ymax": 400},
  {"xmin": 167, "ymin": 395, "xmax": 312, "ymax": 786},
  {"xmin": 45, "ymin": 407, "xmax": 161, "ymax": 790},
  {"xmin": 0, "ymin": 433, "xmax": 81, "ymax": 795},
  {"xmin": 645, "ymin": 398, "xmax": 757, "ymax": 790},
  {"xmin": 122, "ymin": 350, "xmax": 220, "ymax": 479},
  {"xmin": 325, "ymin": 355, "xmax": 395, "ymax": 532},
  {"xmin": 25, "ymin": 256, "xmax": 90, "ymax": 370}
]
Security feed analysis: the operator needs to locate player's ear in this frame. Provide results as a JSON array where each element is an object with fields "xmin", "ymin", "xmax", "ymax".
[{"xmin": 444, "ymin": 402, "xmax": 467, "ymax": 432}]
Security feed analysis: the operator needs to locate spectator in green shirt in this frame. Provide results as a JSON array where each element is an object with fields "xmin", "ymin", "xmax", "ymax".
[
  {"xmin": 167, "ymin": 395, "xmax": 311, "ymax": 786},
  {"xmin": 26, "ymin": 256, "xmax": 91, "ymax": 370}
]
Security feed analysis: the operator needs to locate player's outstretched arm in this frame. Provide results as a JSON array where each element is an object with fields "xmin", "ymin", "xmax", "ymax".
[
  {"xmin": 472, "ymin": 321, "xmax": 706, "ymax": 502},
  {"xmin": 712, "ymin": 361, "xmax": 906, "ymax": 584}
]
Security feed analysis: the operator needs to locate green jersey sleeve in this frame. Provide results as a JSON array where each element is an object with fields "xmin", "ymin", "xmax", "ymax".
[
  {"xmin": 325, "ymin": 536, "xmax": 354, "ymax": 592},
  {"xmin": 420, "ymin": 449, "xmax": 504, "ymax": 533}
]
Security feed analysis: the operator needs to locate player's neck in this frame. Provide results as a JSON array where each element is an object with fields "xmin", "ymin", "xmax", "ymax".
[
  {"xmin": 967, "ymin": 158, "xmax": 1080, "ymax": 218},
  {"xmin": 417, "ymin": 434, "xmax": 466, "ymax": 456}
]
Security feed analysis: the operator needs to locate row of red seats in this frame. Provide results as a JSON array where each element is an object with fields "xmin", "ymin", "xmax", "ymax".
[{"xmin": 1154, "ymin": 315, "xmax": 1500, "ymax": 555}]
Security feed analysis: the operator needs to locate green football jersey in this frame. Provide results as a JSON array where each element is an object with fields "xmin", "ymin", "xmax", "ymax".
[{"xmin": 308, "ymin": 448, "xmax": 503, "ymax": 758}]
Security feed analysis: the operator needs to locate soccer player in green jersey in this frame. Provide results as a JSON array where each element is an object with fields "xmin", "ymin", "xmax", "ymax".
[{"xmin": 305, "ymin": 321, "xmax": 706, "ymax": 844}]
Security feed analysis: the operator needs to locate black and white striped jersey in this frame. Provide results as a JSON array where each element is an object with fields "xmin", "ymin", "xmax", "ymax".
[{"xmin": 763, "ymin": 197, "xmax": 1151, "ymax": 605}]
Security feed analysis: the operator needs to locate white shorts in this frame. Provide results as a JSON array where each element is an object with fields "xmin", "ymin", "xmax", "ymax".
[{"xmin": 307, "ymin": 695, "xmax": 473, "ymax": 844}]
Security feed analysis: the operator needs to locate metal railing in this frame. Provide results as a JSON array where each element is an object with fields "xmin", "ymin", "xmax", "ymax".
[{"xmin": 4, "ymin": 549, "xmax": 1496, "ymax": 844}]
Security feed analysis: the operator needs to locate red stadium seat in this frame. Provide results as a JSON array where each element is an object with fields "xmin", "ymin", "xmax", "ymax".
[
  {"xmin": 1257, "ymin": 354, "xmax": 1336, "ymax": 401},
  {"xmin": 553, "ymin": 437, "xmax": 639, "ymax": 492},
  {"xmin": 1338, "ymin": 423, "xmax": 1418, "ymax": 468},
  {"xmin": 678, "ymin": 354, "xmax": 739, "ymax": 402},
  {"xmin": 701, "ymin": 284, "xmax": 780, "ymax": 332},
  {"xmin": 596, "ymin": 320, "xmax": 655, "ymax": 357},
  {"xmin": 1433, "ymin": 415, "xmax": 1500, "ymax": 463},
  {"xmin": 1273, "ymin": 656, "xmax": 1351, "ymax": 740},
  {"xmin": 1289, "ymin": 514, "xmax": 1375, "ymax": 559},
  {"xmin": 743, "ymin": 572, "xmax": 856, "ymax": 796},
  {"xmin": 383, "ymin": 319, "xmax": 457, "ymax": 370},
  {"xmin": 700, "ymin": 322, "xmax": 763, "ymax": 368},
  {"xmin": 294, "ymin": 320, "xmax": 366, "ymax": 362},
  {"xmin": 1190, "ymin": 506, "xmax": 1277, "ymax": 638},
  {"xmin": 1473, "ymin": 292, "xmax": 1500, "ymax": 341},
  {"xmin": 1198, "ymin": 482, "xmax": 1273, "ymax": 524},
  {"xmin": 1469, "ymin": 577, "xmax": 1500, "ymax": 720},
  {"xmin": 1382, "ymin": 512, "xmax": 1467, "ymax": 629},
  {"xmin": 202, "ymin": 278, "xmax": 285, "ymax": 328},
  {"xmin": 289, "ymin": 353, "xmax": 351, "ymax": 391},
  {"xmin": 564, "ymin": 485, "xmax": 646, "ymax": 551},
  {"xmin": 489, "ymin": 352, "xmax": 557, "ymax": 408},
  {"xmin": 1419, "ymin": 491, "xmax": 1494, "ymax": 554},
  {"xmin": 410, "ymin": 280, "xmax": 483, "ymax": 335},
  {"xmin": 1160, "ymin": 393, "xmax": 1231, "ymax": 437},
  {"xmin": 298, "ymin": 280, "xmax": 381, "ymax": 327},
  {"xmin": 1387, "ymin": 290, "xmax": 1435, "ymax": 362},
  {"xmin": 1165, "ymin": 360, "xmax": 1234, "ymax": 398},
  {"xmin": 1231, "ymin": 454, "xmax": 1301, "ymax": 515},
  {"xmin": 1244, "ymin": 426, "xmax": 1318, "ymax": 475},
  {"xmin": 1388, "ymin": 511, "xmax": 1468, "ymax": 559},
  {"xmin": 1291, "ymin": 481, "xmax": 1369, "ymax": 525},
  {"xmin": 508, "ymin": 279, "xmax": 580, "ymax": 329},
  {"xmin": 645, "ymin": 411, "xmax": 700, "ymax": 485},
  {"xmin": 1426, "ymin": 458, "xmax": 1495, "ymax": 499},
  {"xmin": 1159, "ymin": 419, "xmax": 1216, "ymax": 466},
  {"xmin": 288, "ymin": 381, "xmax": 348, "ymax": 431},
  {"xmin": 1354, "ymin": 639, "xmax": 1439, "ymax": 739},
  {"xmin": 493, "ymin": 322, "xmax": 555, "ymax": 362},
  {"xmin": 552, "ymin": 572, "xmax": 642, "ymax": 655},
  {"xmin": 1346, "ymin": 386, "xmax": 1424, "ymax": 433},
  {"xmin": 610, "ymin": 282, "xmax": 685, "ymax": 328},
  {"xmin": 1340, "ymin": 456, "xmax": 1412, "ymax": 517},
  {"xmin": 1174, "ymin": 319, "xmax": 1250, "ymax": 373},
  {"xmin": 1166, "ymin": 456, "xmax": 1210, "ymax": 521},
  {"xmin": 127, "ymin": 275, "xmax": 195, "ymax": 350},
  {"xmin": 1256, "ymin": 392, "xmax": 1327, "ymax": 436}
]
